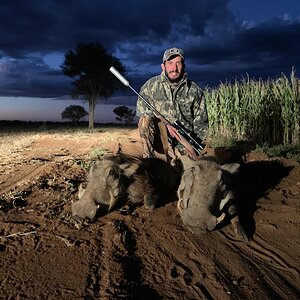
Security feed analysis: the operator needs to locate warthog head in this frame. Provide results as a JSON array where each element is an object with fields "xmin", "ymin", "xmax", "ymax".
[
  {"xmin": 177, "ymin": 157, "xmax": 242, "ymax": 236},
  {"xmin": 72, "ymin": 154, "xmax": 181, "ymax": 220},
  {"xmin": 72, "ymin": 156, "xmax": 137, "ymax": 220}
]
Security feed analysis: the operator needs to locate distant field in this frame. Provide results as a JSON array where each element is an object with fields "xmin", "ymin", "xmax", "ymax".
[{"xmin": 0, "ymin": 120, "xmax": 137, "ymax": 132}]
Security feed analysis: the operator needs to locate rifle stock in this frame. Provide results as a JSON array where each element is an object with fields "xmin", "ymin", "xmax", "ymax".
[{"xmin": 109, "ymin": 66, "xmax": 204, "ymax": 156}]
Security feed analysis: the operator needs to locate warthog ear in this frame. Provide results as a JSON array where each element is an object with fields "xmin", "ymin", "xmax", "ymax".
[
  {"xmin": 179, "ymin": 155, "xmax": 195, "ymax": 170},
  {"xmin": 221, "ymin": 163, "xmax": 240, "ymax": 174},
  {"xmin": 78, "ymin": 183, "xmax": 85, "ymax": 199}
]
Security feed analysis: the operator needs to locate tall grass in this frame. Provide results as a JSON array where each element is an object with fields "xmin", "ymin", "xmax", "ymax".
[{"xmin": 205, "ymin": 69, "xmax": 300, "ymax": 147}]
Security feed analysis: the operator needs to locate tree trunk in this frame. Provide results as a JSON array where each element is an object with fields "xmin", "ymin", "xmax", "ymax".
[{"xmin": 88, "ymin": 96, "xmax": 96, "ymax": 129}]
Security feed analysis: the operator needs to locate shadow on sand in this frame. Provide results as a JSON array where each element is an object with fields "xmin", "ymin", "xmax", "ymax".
[{"xmin": 232, "ymin": 159, "xmax": 293, "ymax": 240}]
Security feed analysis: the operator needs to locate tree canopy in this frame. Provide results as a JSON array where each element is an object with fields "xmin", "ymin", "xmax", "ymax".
[
  {"xmin": 61, "ymin": 42, "xmax": 126, "ymax": 128},
  {"xmin": 61, "ymin": 105, "xmax": 88, "ymax": 124},
  {"xmin": 113, "ymin": 105, "xmax": 136, "ymax": 124}
]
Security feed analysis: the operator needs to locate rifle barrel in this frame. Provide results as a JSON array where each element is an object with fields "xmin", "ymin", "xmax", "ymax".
[
  {"xmin": 109, "ymin": 67, "xmax": 130, "ymax": 86},
  {"xmin": 109, "ymin": 66, "xmax": 161, "ymax": 119}
]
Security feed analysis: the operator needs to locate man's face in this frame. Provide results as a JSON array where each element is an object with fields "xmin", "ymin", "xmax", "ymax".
[{"xmin": 161, "ymin": 55, "xmax": 184, "ymax": 82}]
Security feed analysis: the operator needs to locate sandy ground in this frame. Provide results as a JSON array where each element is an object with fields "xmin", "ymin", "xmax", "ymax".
[{"xmin": 0, "ymin": 127, "xmax": 299, "ymax": 299}]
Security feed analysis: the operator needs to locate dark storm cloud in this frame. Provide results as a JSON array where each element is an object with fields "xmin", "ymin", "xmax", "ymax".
[
  {"xmin": 0, "ymin": 0, "xmax": 299, "ymax": 98},
  {"xmin": 186, "ymin": 16, "xmax": 300, "ymax": 87},
  {"xmin": 236, "ymin": 19, "xmax": 300, "ymax": 60},
  {"xmin": 0, "ymin": 0, "xmax": 229, "ymax": 57},
  {"xmin": 0, "ymin": 58, "xmax": 71, "ymax": 97}
]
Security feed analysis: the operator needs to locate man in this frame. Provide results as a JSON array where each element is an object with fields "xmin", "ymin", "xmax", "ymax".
[{"xmin": 136, "ymin": 47, "xmax": 208, "ymax": 162}]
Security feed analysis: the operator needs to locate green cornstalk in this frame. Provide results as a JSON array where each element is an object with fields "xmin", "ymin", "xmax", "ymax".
[{"xmin": 205, "ymin": 69, "xmax": 299, "ymax": 147}]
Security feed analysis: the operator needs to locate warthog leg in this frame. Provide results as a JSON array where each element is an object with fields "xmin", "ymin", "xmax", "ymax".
[
  {"xmin": 144, "ymin": 194, "xmax": 159, "ymax": 210},
  {"xmin": 228, "ymin": 204, "xmax": 249, "ymax": 242}
]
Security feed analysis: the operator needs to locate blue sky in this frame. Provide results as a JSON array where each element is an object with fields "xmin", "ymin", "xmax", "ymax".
[{"xmin": 0, "ymin": 0, "xmax": 300, "ymax": 123}]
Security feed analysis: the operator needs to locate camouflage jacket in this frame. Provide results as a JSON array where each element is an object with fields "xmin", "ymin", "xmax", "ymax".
[{"xmin": 136, "ymin": 72, "xmax": 209, "ymax": 140}]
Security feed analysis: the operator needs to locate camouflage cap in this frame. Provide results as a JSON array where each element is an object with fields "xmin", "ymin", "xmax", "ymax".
[{"xmin": 162, "ymin": 47, "xmax": 184, "ymax": 62}]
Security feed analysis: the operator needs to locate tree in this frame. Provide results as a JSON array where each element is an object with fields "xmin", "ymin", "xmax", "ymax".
[
  {"xmin": 61, "ymin": 105, "xmax": 88, "ymax": 124},
  {"xmin": 61, "ymin": 42, "xmax": 126, "ymax": 129},
  {"xmin": 113, "ymin": 106, "xmax": 136, "ymax": 125}
]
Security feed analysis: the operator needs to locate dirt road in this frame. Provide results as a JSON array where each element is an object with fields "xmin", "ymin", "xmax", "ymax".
[{"xmin": 0, "ymin": 127, "xmax": 299, "ymax": 299}]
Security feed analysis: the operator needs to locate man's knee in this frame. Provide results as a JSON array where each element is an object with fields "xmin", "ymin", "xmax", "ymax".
[{"xmin": 138, "ymin": 115, "xmax": 156, "ymax": 139}]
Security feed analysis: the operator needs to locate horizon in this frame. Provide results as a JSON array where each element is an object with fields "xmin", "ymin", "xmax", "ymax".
[{"xmin": 0, "ymin": 96, "xmax": 137, "ymax": 123}]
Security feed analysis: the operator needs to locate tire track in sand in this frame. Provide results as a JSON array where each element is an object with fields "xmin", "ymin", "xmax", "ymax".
[
  {"xmin": 93, "ymin": 218, "xmax": 159, "ymax": 299},
  {"xmin": 219, "ymin": 230, "xmax": 300, "ymax": 299},
  {"xmin": 0, "ymin": 163, "xmax": 51, "ymax": 194},
  {"xmin": 248, "ymin": 234, "xmax": 299, "ymax": 282}
]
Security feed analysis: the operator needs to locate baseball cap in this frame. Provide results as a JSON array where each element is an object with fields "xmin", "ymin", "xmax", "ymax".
[{"xmin": 162, "ymin": 47, "xmax": 184, "ymax": 62}]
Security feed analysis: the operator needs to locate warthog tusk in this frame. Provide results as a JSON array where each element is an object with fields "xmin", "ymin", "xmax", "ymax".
[
  {"xmin": 177, "ymin": 199, "xmax": 184, "ymax": 214},
  {"xmin": 78, "ymin": 184, "xmax": 85, "ymax": 199},
  {"xmin": 216, "ymin": 212, "xmax": 226, "ymax": 224},
  {"xmin": 108, "ymin": 190, "xmax": 117, "ymax": 211},
  {"xmin": 219, "ymin": 192, "xmax": 233, "ymax": 211}
]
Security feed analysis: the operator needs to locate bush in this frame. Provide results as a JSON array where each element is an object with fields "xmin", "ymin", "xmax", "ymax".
[{"xmin": 61, "ymin": 105, "xmax": 88, "ymax": 124}]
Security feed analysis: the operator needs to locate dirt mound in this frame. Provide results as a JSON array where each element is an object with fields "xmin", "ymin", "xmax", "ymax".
[{"xmin": 0, "ymin": 128, "xmax": 299, "ymax": 299}]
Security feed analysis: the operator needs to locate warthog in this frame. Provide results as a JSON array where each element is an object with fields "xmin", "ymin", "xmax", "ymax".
[
  {"xmin": 72, "ymin": 154, "xmax": 180, "ymax": 219},
  {"xmin": 177, "ymin": 156, "xmax": 248, "ymax": 242}
]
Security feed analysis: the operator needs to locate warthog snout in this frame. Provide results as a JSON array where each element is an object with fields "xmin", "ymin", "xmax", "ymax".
[{"xmin": 71, "ymin": 157, "xmax": 129, "ymax": 219}]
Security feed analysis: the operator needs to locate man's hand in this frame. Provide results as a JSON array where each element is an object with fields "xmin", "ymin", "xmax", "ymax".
[
  {"xmin": 166, "ymin": 124, "xmax": 199, "ymax": 160},
  {"xmin": 166, "ymin": 124, "xmax": 180, "ymax": 140}
]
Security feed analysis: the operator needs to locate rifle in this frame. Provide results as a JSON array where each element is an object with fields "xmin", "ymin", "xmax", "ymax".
[{"xmin": 109, "ymin": 66, "xmax": 204, "ymax": 157}]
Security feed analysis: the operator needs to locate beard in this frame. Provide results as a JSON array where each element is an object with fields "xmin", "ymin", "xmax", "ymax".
[{"xmin": 165, "ymin": 70, "xmax": 184, "ymax": 83}]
